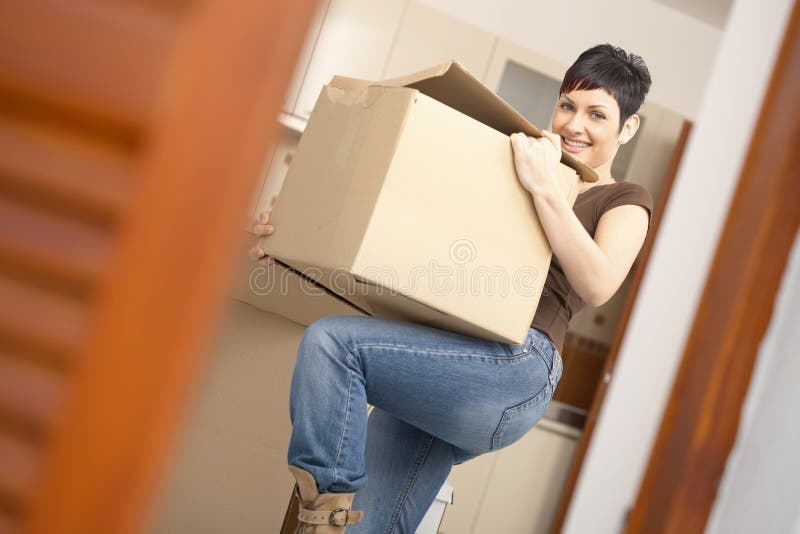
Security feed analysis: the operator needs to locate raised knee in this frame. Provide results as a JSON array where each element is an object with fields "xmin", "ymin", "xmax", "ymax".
[
  {"xmin": 303, "ymin": 316, "xmax": 337, "ymax": 342},
  {"xmin": 300, "ymin": 316, "xmax": 353, "ymax": 353}
]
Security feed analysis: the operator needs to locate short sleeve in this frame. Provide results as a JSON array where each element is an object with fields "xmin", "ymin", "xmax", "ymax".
[{"xmin": 598, "ymin": 182, "xmax": 653, "ymax": 222}]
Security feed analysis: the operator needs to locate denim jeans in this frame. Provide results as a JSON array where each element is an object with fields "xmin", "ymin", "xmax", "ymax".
[{"xmin": 287, "ymin": 315, "xmax": 562, "ymax": 533}]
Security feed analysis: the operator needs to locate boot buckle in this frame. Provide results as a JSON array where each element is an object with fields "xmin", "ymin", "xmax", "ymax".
[{"xmin": 329, "ymin": 507, "xmax": 349, "ymax": 527}]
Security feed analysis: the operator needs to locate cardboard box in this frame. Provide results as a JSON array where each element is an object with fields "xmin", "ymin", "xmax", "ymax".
[
  {"xmin": 260, "ymin": 61, "xmax": 595, "ymax": 344},
  {"xmin": 230, "ymin": 231, "xmax": 366, "ymax": 326}
]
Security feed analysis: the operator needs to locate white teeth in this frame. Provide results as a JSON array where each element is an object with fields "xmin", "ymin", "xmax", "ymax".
[{"xmin": 563, "ymin": 138, "xmax": 590, "ymax": 148}]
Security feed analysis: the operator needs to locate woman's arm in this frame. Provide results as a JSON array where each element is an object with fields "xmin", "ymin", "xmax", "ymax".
[
  {"xmin": 530, "ymin": 189, "xmax": 648, "ymax": 306},
  {"xmin": 510, "ymin": 131, "xmax": 648, "ymax": 307}
]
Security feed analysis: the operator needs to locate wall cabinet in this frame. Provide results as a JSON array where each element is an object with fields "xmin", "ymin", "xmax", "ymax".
[
  {"xmin": 484, "ymin": 38, "xmax": 566, "ymax": 89},
  {"xmin": 291, "ymin": 0, "xmax": 407, "ymax": 120},
  {"xmin": 382, "ymin": 2, "xmax": 495, "ymax": 81},
  {"xmin": 440, "ymin": 419, "xmax": 581, "ymax": 533},
  {"xmin": 282, "ymin": 0, "xmax": 330, "ymax": 115}
]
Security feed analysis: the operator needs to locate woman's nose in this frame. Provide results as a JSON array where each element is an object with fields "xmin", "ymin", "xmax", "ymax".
[{"xmin": 565, "ymin": 114, "xmax": 585, "ymax": 134}]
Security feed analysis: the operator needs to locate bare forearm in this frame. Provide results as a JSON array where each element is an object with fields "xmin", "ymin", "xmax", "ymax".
[{"xmin": 530, "ymin": 186, "xmax": 615, "ymax": 306}]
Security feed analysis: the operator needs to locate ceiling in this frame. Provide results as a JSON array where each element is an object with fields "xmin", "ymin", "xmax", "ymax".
[{"xmin": 652, "ymin": 0, "xmax": 735, "ymax": 29}]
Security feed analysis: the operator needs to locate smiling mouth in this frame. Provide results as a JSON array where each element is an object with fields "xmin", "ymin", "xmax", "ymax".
[{"xmin": 562, "ymin": 138, "xmax": 591, "ymax": 148}]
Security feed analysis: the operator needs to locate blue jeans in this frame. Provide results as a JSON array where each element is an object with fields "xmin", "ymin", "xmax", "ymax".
[{"xmin": 287, "ymin": 315, "xmax": 562, "ymax": 533}]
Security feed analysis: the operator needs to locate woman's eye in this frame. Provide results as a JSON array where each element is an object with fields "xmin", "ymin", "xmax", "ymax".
[
  {"xmin": 559, "ymin": 103, "xmax": 573, "ymax": 111},
  {"xmin": 591, "ymin": 112, "xmax": 606, "ymax": 120}
]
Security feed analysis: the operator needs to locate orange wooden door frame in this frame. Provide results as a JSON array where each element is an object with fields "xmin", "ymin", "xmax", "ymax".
[{"xmin": 627, "ymin": 0, "xmax": 800, "ymax": 532}]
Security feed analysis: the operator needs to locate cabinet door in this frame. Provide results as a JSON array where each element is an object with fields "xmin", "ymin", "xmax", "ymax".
[
  {"xmin": 483, "ymin": 38, "xmax": 566, "ymax": 91},
  {"xmin": 438, "ymin": 453, "xmax": 499, "ymax": 534},
  {"xmin": 471, "ymin": 422, "xmax": 580, "ymax": 533},
  {"xmin": 292, "ymin": 0, "xmax": 407, "ymax": 120},
  {"xmin": 482, "ymin": 38, "xmax": 566, "ymax": 131},
  {"xmin": 382, "ymin": 1, "xmax": 495, "ymax": 81},
  {"xmin": 439, "ymin": 420, "xmax": 580, "ymax": 534},
  {"xmin": 283, "ymin": 0, "xmax": 330, "ymax": 114}
]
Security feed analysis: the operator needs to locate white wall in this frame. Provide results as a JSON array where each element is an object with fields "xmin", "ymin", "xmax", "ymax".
[
  {"xmin": 557, "ymin": 0, "xmax": 796, "ymax": 531},
  {"xmin": 705, "ymin": 230, "xmax": 800, "ymax": 534},
  {"xmin": 417, "ymin": 0, "xmax": 722, "ymax": 118}
]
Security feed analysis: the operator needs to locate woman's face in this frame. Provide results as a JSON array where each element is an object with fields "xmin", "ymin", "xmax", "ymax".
[{"xmin": 550, "ymin": 88, "xmax": 638, "ymax": 176}]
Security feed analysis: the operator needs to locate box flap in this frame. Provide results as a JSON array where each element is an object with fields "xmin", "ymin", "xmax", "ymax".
[
  {"xmin": 379, "ymin": 60, "xmax": 598, "ymax": 183},
  {"xmin": 328, "ymin": 74, "xmax": 372, "ymax": 94}
]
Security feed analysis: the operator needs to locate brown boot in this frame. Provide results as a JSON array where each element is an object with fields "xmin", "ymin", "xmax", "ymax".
[
  {"xmin": 279, "ymin": 488, "xmax": 301, "ymax": 534},
  {"xmin": 287, "ymin": 465, "xmax": 364, "ymax": 533}
]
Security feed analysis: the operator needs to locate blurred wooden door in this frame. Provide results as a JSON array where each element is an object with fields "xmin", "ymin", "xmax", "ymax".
[
  {"xmin": 628, "ymin": 1, "xmax": 800, "ymax": 531},
  {"xmin": 0, "ymin": 1, "xmax": 316, "ymax": 532}
]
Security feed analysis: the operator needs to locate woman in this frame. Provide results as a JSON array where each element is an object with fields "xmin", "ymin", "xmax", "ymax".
[{"xmin": 250, "ymin": 43, "xmax": 653, "ymax": 533}]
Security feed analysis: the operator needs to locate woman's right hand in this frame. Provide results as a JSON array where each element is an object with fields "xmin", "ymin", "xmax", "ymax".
[{"xmin": 249, "ymin": 210, "xmax": 275, "ymax": 266}]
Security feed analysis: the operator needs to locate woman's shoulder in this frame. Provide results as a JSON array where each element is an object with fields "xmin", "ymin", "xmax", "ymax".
[{"xmin": 597, "ymin": 181, "xmax": 653, "ymax": 218}]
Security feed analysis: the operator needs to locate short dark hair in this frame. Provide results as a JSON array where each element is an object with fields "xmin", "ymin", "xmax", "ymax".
[{"xmin": 560, "ymin": 44, "xmax": 652, "ymax": 131}]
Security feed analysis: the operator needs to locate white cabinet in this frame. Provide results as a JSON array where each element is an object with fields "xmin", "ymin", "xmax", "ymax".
[
  {"xmin": 439, "ymin": 419, "xmax": 580, "ymax": 534},
  {"xmin": 292, "ymin": 0, "xmax": 407, "ymax": 120},
  {"xmin": 382, "ymin": 1, "xmax": 496, "ymax": 81},
  {"xmin": 483, "ymin": 38, "xmax": 566, "ymax": 92},
  {"xmin": 483, "ymin": 39, "xmax": 566, "ymax": 131},
  {"xmin": 282, "ymin": 0, "xmax": 330, "ymax": 115}
]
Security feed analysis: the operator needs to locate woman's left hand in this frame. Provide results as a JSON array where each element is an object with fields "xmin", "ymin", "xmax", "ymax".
[{"xmin": 510, "ymin": 130, "xmax": 562, "ymax": 195}]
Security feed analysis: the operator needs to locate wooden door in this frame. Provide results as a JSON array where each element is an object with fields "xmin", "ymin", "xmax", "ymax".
[
  {"xmin": 627, "ymin": 1, "xmax": 800, "ymax": 531},
  {"xmin": 0, "ymin": 1, "xmax": 316, "ymax": 532}
]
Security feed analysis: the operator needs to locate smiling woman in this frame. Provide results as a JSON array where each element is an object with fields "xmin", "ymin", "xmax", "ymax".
[
  {"xmin": 256, "ymin": 43, "xmax": 655, "ymax": 534},
  {"xmin": 510, "ymin": 44, "xmax": 654, "ymax": 334}
]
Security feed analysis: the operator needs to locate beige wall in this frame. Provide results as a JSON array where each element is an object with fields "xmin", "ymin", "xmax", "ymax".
[{"xmin": 145, "ymin": 300, "xmax": 304, "ymax": 534}]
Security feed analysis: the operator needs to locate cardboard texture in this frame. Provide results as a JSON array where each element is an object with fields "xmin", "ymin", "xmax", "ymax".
[
  {"xmin": 260, "ymin": 60, "xmax": 589, "ymax": 344},
  {"xmin": 230, "ymin": 233, "xmax": 366, "ymax": 326}
]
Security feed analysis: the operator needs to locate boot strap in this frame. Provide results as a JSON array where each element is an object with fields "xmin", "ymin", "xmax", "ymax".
[{"xmin": 297, "ymin": 507, "xmax": 364, "ymax": 526}]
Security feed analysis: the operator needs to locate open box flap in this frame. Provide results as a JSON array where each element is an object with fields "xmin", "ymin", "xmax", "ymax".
[{"xmin": 378, "ymin": 60, "xmax": 598, "ymax": 183}]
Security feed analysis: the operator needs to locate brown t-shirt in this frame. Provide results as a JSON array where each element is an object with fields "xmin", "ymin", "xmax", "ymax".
[{"xmin": 531, "ymin": 181, "xmax": 654, "ymax": 354}]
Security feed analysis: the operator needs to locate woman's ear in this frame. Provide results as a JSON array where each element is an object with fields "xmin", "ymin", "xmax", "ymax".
[{"xmin": 619, "ymin": 113, "xmax": 641, "ymax": 145}]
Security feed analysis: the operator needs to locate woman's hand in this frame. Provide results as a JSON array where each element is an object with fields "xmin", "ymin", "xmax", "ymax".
[
  {"xmin": 510, "ymin": 130, "xmax": 562, "ymax": 195},
  {"xmin": 248, "ymin": 210, "xmax": 276, "ymax": 266}
]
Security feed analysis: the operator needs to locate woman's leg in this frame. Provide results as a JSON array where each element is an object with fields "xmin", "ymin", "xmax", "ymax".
[
  {"xmin": 287, "ymin": 315, "xmax": 562, "ymax": 528},
  {"xmin": 347, "ymin": 408, "xmax": 454, "ymax": 534}
]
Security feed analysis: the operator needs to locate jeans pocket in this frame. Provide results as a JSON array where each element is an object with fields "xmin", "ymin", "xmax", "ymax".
[{"xmin": 490, "ymin": 383, "xmax": 550, "ymax": 450}]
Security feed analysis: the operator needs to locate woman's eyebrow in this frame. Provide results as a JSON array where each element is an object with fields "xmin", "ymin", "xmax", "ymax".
[{"xmin": 560, "ymin": 95, "xmax": 608, "ymax": 110}]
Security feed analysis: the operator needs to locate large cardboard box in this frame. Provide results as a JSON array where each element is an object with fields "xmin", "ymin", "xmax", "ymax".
[{"xmin": 260, "ymin": 61, "xmax": 595, "ymax": 344}]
